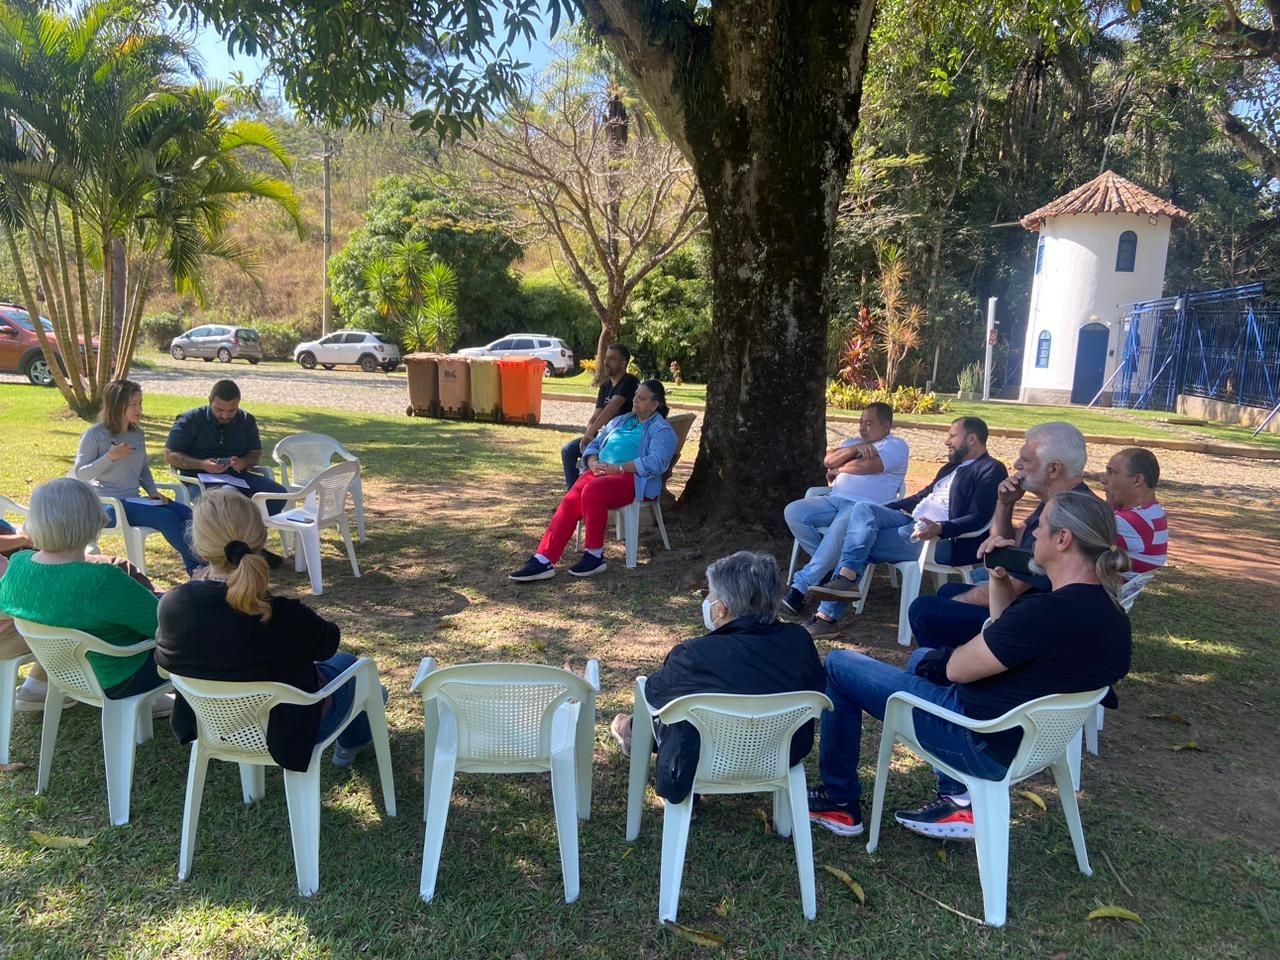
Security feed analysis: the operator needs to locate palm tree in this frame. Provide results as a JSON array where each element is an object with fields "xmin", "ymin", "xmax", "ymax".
[{"xmin": 367, "ymin": 243, "xmax": 459, "ymax": 353}]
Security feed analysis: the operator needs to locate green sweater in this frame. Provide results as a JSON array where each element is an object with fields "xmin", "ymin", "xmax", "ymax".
[{"xmin": 0, "ymin": 551, "xmax": 158, "ymax": 689}]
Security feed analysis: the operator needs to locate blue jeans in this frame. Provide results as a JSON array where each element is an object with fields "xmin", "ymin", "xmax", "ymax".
[
  {"xmin": 819, "ymin": 648, "xmax": 1009, "ymax": 808},
  {"xmin": 907, "ymin": 582, "xmax": 989, "ymax": 650},
  {"xmin": 103, "ymin": 500, "xmax": 201, "ymax": 574},
  {"xmin": 784, "ymin": 494, "xmax": 867, "ymax": 592},
  {"xmin": 314, "ymin": 653, "xmax": 373, "ymax": 750},
  {"xmin": 102, "ymin": 651, "xmax": 169, "ymax": 699},
  {"xmin": 561, "ymin": 437, "xmax": 584, "ymax": 491}
]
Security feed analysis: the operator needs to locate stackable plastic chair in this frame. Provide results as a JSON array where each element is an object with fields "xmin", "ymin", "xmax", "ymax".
[
  {"xmin": 866, "ymin": 687, "xmax": 1108, "ymax": 927},
  {"xmin": 164, "ymin": 658, "xmax": 396, "ymax": 897},
  {"xmin": 92, "ymin": 482, "xmax": 188, "ymax": 575},
  {"xmin": 890, "ymin": 521, "xmax": 991, "ymax": 646},
  {"xmin": 411, "ymin": 658, "xmax": 600, "ymax": 904},
  {"xmin": 12, "ymin": 618, "xmax": 171, "ymax": 826},
  {"xmin": 252, "ymin": 461, "xmax": 361, "ymax": 596},
  {"xmin": 625, "ymin": 677, "xmax": 832, "ymax": 923},
  {"xmin": 0, "ymin": 496, "xmax": 32, "ymax": 766},
  {"xmin": 1080, "ymin": 572, "xmax": 1156, "ymax": 762},
  {"xmin": 273, "ymin": 433, "xmax": 366, "ymax": 542}
]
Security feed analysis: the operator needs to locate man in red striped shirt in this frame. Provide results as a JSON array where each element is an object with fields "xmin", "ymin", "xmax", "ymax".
[{"xmin": 1102, "ymin": 447, "xmax": 1168, "ymax": 577}]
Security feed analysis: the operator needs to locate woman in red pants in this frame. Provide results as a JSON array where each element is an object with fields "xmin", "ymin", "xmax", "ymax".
[{"xmin": 510, "ymin": 380, "xmax": 678, "ymax": 580}]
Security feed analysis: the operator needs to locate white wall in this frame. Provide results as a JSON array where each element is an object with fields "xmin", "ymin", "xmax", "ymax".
[{"xmin": 1020, "ymin": 213, "xmax": 1172, "ymax": 403}]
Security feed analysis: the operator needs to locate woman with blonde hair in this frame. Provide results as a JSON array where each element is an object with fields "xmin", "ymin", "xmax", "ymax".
[
  {"xmin": 155, "ymin": 488, "xmax": 382, "ymax": 770},
  {"xmin": 74, "ymin": 379, "xmax": 201, "ymax": 574}
]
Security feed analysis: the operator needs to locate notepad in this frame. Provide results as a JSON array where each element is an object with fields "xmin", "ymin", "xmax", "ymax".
[
  {"xmin": 197, "ymin": 473, "xmax": 250, "ymax": 489},
  {"xmin": 125, "ymin": 497, "xmax": 166, "ymax": 506}
]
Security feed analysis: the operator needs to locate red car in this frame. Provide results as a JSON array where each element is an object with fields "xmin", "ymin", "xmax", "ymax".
[{"xmin": 0, "ymin": 303, "xmax": 96, "ymax": 386}]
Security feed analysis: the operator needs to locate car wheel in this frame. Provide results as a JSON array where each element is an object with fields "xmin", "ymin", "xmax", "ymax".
[
  {"xmin": 24, "ymin": 356, "xmax": 54, "ymax": 387},
  {"xmin": 171, "ymin": 345, "xmax": 186, "ymax": 360},
  {"xmin": 382, "ymin": 363, "xmax": 399, "ymax": 373},
  {"xmin": 359, "ymin": 354, "xmax": 379, "ymax": 373},
  {"xmin": 202, "ymin": 357, "xmax": 213, "ymax": 362},
  {"xmin": 248, "ymin": 358, "xmax": 260, "ymax": 365},
  {"xmin": 321, "ymin": 363, "xmax": 335, "ymax": 370},
  {"xmin": 543, "ymin": 361, "xmax": 556, "ymax": 378},
  {"xmin": 297, "ymin": 351, "xmax": 317, "ymax": 370},
  {"xmin": 217, "ymin": 347, "xmax": 232, "ymax": 363}
]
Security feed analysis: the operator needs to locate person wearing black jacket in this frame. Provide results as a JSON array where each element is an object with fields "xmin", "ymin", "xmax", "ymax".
[
  {"xmin": 609, "ymin": 551, "xmax": 825, "ymax": 804},
  {"xmin": 801, "ymin": 418, "xmax": 1007, "ymax": 639}
]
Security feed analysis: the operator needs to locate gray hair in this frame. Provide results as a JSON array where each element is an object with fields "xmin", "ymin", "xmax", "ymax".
[
  {"xmin": 1026, "ymin": 422, "xmax": 1087, "ymax": 477},
  {"xmin": 25, "ymin": 477, "xmax": 106, "ymax": 553},
  {"xmin": 705, "ymin": 550, "xmax": 782, "ymax": 624},
  {"xmin": 1044, "ymin": 491, "xmax": 1131, "ymax": 604}
]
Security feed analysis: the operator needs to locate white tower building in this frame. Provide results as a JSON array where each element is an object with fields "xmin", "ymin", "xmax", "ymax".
[{"xmin": 1018, "ymin": 171, "xmax": 1189, "ymax": 405}]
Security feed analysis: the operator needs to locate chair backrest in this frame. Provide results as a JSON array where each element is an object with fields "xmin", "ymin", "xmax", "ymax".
[
  {"xmin": 413, "ymin": 662, "xmax": 594, "ymax": 765},
  {"xmin": 274, "ymin": 433, "xmax": 356, "ymax": 488},
  {"xmin": 658, "ymin": 691, "xmax": 832, "ymax": 788},
  {"xmin": 165, "ymin": 673, "xmax": 296, "ymax": 763},
  {"xmin": 662, "ymin": 414, "xmax": 697, "ymax": 484},
  {"xmin": 1119, "ymin": 572, "xmax": 1154, "ymax": 612},
  {"xmin": 0, "ymin": 494, "xmax": 29, "ymax": 524},
  {"xmin": 1000, "ymin": 688, "xmax": 1109, "ymax": 782},
  {"xmin": 12, "ymin": 618, "xmax": 155, "ymax": 704},
  {"xmin": 301, "ymin": 461, "xmax": 360, "ymax": 524}
]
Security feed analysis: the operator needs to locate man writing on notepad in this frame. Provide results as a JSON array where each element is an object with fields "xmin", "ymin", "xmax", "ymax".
[{"xmin": 164, "ymin": 379, "xmax": 289, "ymax": 516}]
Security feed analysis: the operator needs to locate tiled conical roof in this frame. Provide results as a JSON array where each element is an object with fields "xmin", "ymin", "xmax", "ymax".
[{"xmin": 1020, "ymin": 171, "xmax": 1190, "ymax": 231}]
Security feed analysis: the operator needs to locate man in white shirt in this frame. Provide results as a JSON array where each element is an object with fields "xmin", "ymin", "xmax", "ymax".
[{"xmin": 783, "ymin": 402, "xmax": 910, "ymax": 614}]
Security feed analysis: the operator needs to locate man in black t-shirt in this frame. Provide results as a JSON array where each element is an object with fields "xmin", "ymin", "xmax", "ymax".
[{"xmin": 560, "ymin": 343, "xmax": 640, "ymax": 489}]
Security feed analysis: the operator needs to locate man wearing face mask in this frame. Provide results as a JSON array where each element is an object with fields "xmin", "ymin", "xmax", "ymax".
[{"xmin": 608, "ymin": 551, "xmax": 824, "ymax": 803}]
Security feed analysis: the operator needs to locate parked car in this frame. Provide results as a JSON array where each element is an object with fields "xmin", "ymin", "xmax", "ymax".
[
  {"xmin": 169, "ymin": 325, "xmax": 263, "ymax": 364},
  {"xmin": 456, "ymin": 334, "xmax": 574, "ymax": 376},
  {"xmin": 293, "ymin": 330, "xmax": 402, "ymax": 373},
  {"xmin": 0, "ymin": 303, "xmax": 95, "ymax": 387}
]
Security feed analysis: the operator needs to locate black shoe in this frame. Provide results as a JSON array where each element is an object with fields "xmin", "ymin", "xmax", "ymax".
[
  {"xmin": 263, "ymin": 549, "xmax": 284, "ymax": 570},
  {"xmin": 509, "ymin": 556, "xmax": 555, "ymax": 582},
  {"xmin": 781, "ymin": 586, "xmax": 807, "ymax": 615},
  {"xmin": 568, "ymin": 552, "xmax": 607, "ymax": 577},
  {"xmin": 894, "ymin": 795, "xmax": 974, "ymax": 840},
  {"xmin": 808, "ymin": 574, "xmax": 862, "ymax": 600},
  {"xmin": 807, "ymin": 786, "xmax": 863, "ymax": 837}
]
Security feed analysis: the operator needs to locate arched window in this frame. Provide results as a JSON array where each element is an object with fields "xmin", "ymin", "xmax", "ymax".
[
  {"xmin": 1035, "ymin": 236, "xmax": 1046, "ymax": 275},
  {"xmin": 1036, "ymin": 331, "xmax": 1052, "ymax": 368},
  {"xmin": 1116, "ymin": 230, "xmax": 1137, "ymax": 272}
]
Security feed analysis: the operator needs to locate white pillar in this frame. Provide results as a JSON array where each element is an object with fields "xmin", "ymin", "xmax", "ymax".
[{"xmin": 983, "ymin": 297, "xmax": 997, "ymax": 401}]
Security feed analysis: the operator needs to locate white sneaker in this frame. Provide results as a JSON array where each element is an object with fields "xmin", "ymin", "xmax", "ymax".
[
  {"xmin": 13, "ymin": 685, "xmax": 77, "ymax": 712},
  {"xmin": 150, "ymin": 692, "xmax": 175, "ymax": 718}
]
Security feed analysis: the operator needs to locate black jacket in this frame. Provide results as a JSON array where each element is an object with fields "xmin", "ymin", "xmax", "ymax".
[
  {"xmin": 884, "ymin": 452, "xmax": 1008, "ymax": 567},
  {"xmin": 643, "ymin": 616, "xmax": 825, "ymax": 803}
]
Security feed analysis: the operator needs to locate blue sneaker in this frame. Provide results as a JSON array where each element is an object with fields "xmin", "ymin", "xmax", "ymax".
[
  {"xmin": 568, "ymin": 552, "xmax": 607, "ymax": 577},
  {"xmin": 509, "ymin": 556, "xmax": 555, "ymax": 581}
]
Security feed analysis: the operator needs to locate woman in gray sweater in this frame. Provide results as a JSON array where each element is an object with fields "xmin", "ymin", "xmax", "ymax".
[{"xmin": 73, "ymin": 379, "xmax": 201, "ymax": 574}]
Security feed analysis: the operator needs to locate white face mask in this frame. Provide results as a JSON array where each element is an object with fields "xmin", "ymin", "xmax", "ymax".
[{"xmin": 702, "ymin": 595, "xmax": 721, "ymax": 632}]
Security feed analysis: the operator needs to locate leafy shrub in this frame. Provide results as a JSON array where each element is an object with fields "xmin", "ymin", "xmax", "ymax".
[
  {"xmin": 579, "ymin": 357, "xmax": 640, "ymax": 377},
  {"xmin": 957, "ymin": 362, "xmax": 983, "ymax": 394},
  {"xmin": 826, "ymin": 381, "xmax": 950, "ymax": 414},
  {"xmin": 514, "ymin": 269, "xmax": 598, "ymax": 358},
  {"xmin": 256, "ymin": 323, "xmax": 299, "ymax": 360},
  {"xmin": 141, "ymin": 312, "xmax": 186, "ymax": 350},
  {"xmin": 621, "ymin": 246, "xmax": 712, "ymax": 380}
]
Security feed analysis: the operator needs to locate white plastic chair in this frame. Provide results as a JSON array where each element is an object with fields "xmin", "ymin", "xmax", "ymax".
[
  {"xmin": 890, "ymin": 521, "xmax": 991, "ymax": 646},
  {"xmin": 273, "ymin": 433, "xmax": 366, "ymax": 543},
  {"xmin": 163, "ymin": 658, "xmax": 395, "ymax": 896},
  {"xmin": 1080, "ymin": 572, "xmax": 1154, "ymax": 761},
  {"xmin": 866, "ymin": 687, "xmax": 1108, "ymax": 927},
  {"xmin": 624, "ymin": 676, "xmax": 832, "ymax": 923},
  {"xmin": 91, "ymin": 483, "xmax": 189, "ymax": 575},
  {"xmin": 12, "ymin": 618, "xmax": 172, "ymax": 826},
  {"xmin": 252, "ymin": 461, "xmax": 361, "ymax": 596},
  {"xmin": 411, "ymin": 658, "xmax": 600, "ymax": 904},
  {"xmin": 0, "ymin": 496, "xmax": 33, "ymax": 766}
]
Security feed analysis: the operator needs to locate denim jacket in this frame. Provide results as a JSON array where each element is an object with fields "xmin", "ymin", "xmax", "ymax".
[{"xmin": 583, "ymin": 413, "xmax": 678, "ymax": 501}]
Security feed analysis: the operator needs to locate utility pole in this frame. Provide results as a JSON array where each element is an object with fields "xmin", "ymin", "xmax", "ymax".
[
  {"xmin": 321, "ymin": 132, "xmax": 334, "ymax": 336},
  {"xmin": 983, "ymin": 297, "xmax": 997, "ymax": 401}
]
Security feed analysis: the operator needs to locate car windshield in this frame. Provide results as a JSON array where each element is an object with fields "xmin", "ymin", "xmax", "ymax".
[{"xmin": 8, "ymin": 312, "xmax": 54, "ymax": 333}]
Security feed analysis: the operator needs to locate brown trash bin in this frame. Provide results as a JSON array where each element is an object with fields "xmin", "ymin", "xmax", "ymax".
[
  {"xmin": 468, "ymin": 357, "xmax": 503, "ymax": 422},
  {"xmin": 437, "ymin": 355, "xmax": 473, "ymax": 419},
  {"xmin": 404, "ymin": 353, "xmax": 441, "ymax": 417}
]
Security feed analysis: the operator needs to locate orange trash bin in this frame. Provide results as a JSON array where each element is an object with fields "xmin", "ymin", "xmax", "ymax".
[
  {"xmin": 468, "ymin": 357, "xmax": 503, "ymax": 422},
  {"xmin": 404, "ymin": 353, "xmax": 441, "ymax": 417},
  {"xmin": 497, "ymin": 356, "xmax": 544, "ymax": 425},
  {"xmin": 437, "ymin": 356, "xmax": 473, "ymax": 419}
]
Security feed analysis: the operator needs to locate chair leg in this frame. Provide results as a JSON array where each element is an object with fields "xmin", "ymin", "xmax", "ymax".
[
  {"xmin": 772, "ymin": 788, "xmax": 793, "ymax": 839},
  {"xmin": 101, "ymin": 698, "xmax": 141, "ymax": 826},
  {"xmin": 786, "ymin": 539, "xmax": 800, "ymax": 584},
  {"xmin": 0, "ymin": 656, "xmax": 31, "ymax": 765},
  {"xmin": 853, "ymin": 565, "xmax": 876, "ymax": 616},
  {"xmin": 970, "ymin": 784, "xmax": 1012, "ymax": 927},
  {"xmin": 865, "ymin": 728, "xmax": 897, "ymax": 855},
  {"xmin": 366, "ymin": 689, "xmax": 396, "ymax": 817},
  {"xmin": 283, "ymin": 767, "xmax": 323, "ymax": 896},
  {"xmin": 1067, "ymin": 729, "xmax": 1083, "ymax": 793},
  {"xmin": 239, "ymin": 763, "xmax": 266, "ymax": 803},
  {"xmin": 651, "ymin": 501, "xmax": 671, "ymax": 551},
  {"xmin": 135, "ymin": 699, "xmax": 155, "ymax": 745},
  {"xmin": 658, "ymin": 797, "xmax": 696, "ymax": 923},
  {"xmin": 300, "ymin": 528, "xmax": 324, "ymax": 595},
  {"xmin": 550, "ymin": 747, "xmax": 581, "ymax": 904},
  {"xmin": 788, "ymin": 764, "xmax": 818, "ymax": 920},
  {"xmin": 625, "ymin": 701, "xmax": 655, "ymax": 842},
  {"xmin": 36, "ymin": 685, "xmax": 67, "ymax": 797},
  {"xmin": 575, "ymin": 698, "xmax": 595, "ymax": 821},
  {"xmin": 353, "ymin": 475, "xmax": 367, "ymax": 543},
  {"xmin": 421, "ymin": 702, "xmax": 440, "ymax": 823},
  {"xmin": 1085, "ymin": 705, "xmax": 1101, "ymax": 755},
  {"xmin": 896, "ymin": 564, "xmax": 923, "ymax": 646},
  {"xmin": 624, "ymin": 505, "xmax": 639, "ymax": 569},
  {"xmin": 420, "ymin": 753, "xmax": 457, "ymax": 902},
  {"xmin": 125, "ymin": 528, "xmax": 148, "ymax": 576},
  {"xmin": 339, "ymin": 516, "xmax": 361, "ymax": 578},
  {"xmin": 179, "ymin": 745, "xmax": 210, "ymax": 881},
  {"xmin": 1051, "ymin": 757, "xmax": 1093, "ymax": 878}
]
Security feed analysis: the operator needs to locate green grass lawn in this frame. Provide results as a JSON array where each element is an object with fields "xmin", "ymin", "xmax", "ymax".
[{"xmin": 1, "ymin": 384, "xmax": 1277, "ymax": 959}]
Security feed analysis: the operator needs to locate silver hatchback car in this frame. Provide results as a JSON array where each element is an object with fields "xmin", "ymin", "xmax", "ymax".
[{"xmin": 170, "ymin": 325, "xmax": 263, "ymax": 364}]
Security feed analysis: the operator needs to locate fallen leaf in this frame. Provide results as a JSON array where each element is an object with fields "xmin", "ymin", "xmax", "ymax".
[
  {"xmin": 30, "ymin": 831, "xmax": 92, "ymax": 849},
  {"xmin": 1146, "ymin": 713, "xmax": 1190, "ymax": 725},
  {"xmin": 662, "ymin": 920, "xmax": 725, "ymax": 948},
  {"xmin": 937, "ymin": 845, "xmax": 948, "ymax": 863},
  {"xmin": 1019, "ymin": 790, "xmax": 1047, "ymax": 812},
  {"xmin": 821, "ymin": 865, "xmax": 866, "ymax": 905},
  {"xmin": 620, "ymin": 847, "xmax": 632, "ymax": 861},
  {"xmin": 1088, "ymin": 905, "xmax": 1143, "ymax": 923},
  {"xmin": 0, "ymin": 762, "xmax": 27, "ymax": 773},
  {"xmin": 1171, "ymin": 741, "xmax": 1201, "ymax": 751},
  {"xmin": 755, "ymin": 808, "xmax": 772, "ymax": 834}
]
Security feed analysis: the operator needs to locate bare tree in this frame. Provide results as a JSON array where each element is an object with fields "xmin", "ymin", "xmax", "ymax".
[{"xmin": 445, "ymin": 70, "xmax": 704, "ymax": 378}]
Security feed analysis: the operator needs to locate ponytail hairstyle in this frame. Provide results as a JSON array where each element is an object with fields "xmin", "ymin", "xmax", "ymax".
[
  {"xmin": 190, "ymin": 487, "xmax": 272, "ymax": 622},
  {"xmin": 640, "ymin": 378, "xmax": 670, "ymax": 418},
  {"xmin": 1044, "ymin": 491, "xmax": 1131, "ymax": 606}
]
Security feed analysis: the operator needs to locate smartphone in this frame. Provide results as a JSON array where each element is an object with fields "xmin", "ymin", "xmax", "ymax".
[
  {"xmin": 215, "ymin": 457, "xmax": 231, "ymax": 466},
  {"xmin": 984, "ymin": 546, "xmax": 1035, "ymax": 576}
]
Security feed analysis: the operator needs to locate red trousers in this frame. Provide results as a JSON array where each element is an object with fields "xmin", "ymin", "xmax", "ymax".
[{"xmin": 537, "ymin": 471, "xmax": 636, "ymax": 562}]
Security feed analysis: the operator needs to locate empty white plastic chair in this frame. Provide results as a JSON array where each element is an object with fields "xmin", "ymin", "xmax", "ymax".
[
  {"xmin": 252, "ymin": 461, "xmax": 361, "ymax": 596},
  {"xmin": 12, "ymin": 618, "xmax": 171, "ymax": 826},
  {"xmin": 1080, "ymin": 572, "xmax": 1154, "ymax": 762},
  {"xmin": 273, "ymin": 433, "xmax": 367, "ymax": 542},
  {"xmin": 624, "ymin": 676, "xmax": 832, "ymax": 923},
  {"xmin": 91, "ymin": 483, "xmax": 189, "ymax": 575},
  {"xmin": 866, "ymin": 687, "xmax": 1108, "ymax": 927},
  {"xmin": 890, "ymin": 521, "xmax": 991, "ymax": 646},
  {"xmin": 164, "ymin": 657, "xmax": 396, "ymax": 897},
  {"xmin": 411, "ymin": 658, "xmax": 600, "ymax": 904}
]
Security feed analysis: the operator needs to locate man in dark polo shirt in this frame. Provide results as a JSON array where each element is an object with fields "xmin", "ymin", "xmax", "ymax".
[
  {"xmin": 164, "ymin": 379, "xmax": 288, "ymax": 514},
  {"xmin": 560, "ymin": 343, "xmax": 641, "ymax": 489}
]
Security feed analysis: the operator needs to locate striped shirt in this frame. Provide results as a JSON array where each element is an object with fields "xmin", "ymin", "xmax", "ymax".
[{"xmin": 1114, "ymin": 502, "xmax": 1168, "ymax": 577}]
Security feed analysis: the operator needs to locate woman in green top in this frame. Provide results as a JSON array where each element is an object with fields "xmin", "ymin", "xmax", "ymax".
[{"xmin": 0, "ymin": 478, "xmax": 171, "ymax": 709}]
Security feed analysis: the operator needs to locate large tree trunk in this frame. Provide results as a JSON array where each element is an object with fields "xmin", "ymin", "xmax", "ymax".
[{"xmin": 586, "ymin": 0, "xmax": 878, "ymax": 527}]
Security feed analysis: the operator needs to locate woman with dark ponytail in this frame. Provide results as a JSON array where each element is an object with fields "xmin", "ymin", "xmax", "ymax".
[
  {"xmin": 510, "ymin": 379, "xmax": 676, "ymax": 580},
  {"xmin": 156, "ymin": 488, "xmax": 385, "ymax": 770}
]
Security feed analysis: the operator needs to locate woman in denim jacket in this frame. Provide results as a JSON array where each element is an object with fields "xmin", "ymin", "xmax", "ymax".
[{"xmin": 510, "ymin": 380, "xmax": 677, "ymax": 580}]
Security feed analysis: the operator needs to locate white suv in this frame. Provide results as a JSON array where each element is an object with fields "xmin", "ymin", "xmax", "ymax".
[
  {"xmin": 294, "ymin": 330, "xmax": 402, "ymax": 373},
  {"xmin": 456, "ymin": 334, "xmax": 575, "ymax": 376}
]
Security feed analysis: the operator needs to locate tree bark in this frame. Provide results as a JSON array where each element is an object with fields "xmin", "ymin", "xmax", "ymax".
[
  {"xmin": 584, "ymin": 0, "xmax": 878, "ymax": 528},
  {"xmin": 1211, "ymin": 103, "xmax": 1280, "ymax": 183}
]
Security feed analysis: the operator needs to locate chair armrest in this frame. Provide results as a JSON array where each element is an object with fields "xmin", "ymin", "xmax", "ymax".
[
  {"xmin": 251, "ymin": 489, "xmax": 306, "ymax": 511},
  {"xmin": 152, "ymin": 482, "xmax": 189, "ymax": 505},
  {"xmin": 583, "ymin": 659, "xmax": 600, "ymax": 693},
  {"xmin": 885, "ymin": 690, "xmax": 989, "ymax": 732},
  {"xmin": 250, "ymin": 465, "xmax": 277, "ymax": 482},
  {"xmin": 98, "ymin": 495, "xmax": 126, "ymax": 526},
  {"xmin": 410, "ymin": 656, "xmax": 437, "ymax": 695},
  {"xmin": 954, "ymin": 520, "xmax": 993, "ymax": 540}
]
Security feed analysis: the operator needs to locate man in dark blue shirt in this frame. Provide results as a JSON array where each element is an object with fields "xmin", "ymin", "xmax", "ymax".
[
  {"xmin": 164, "ymin": 379, "xmax": 288, "ymax": 514},
  {"xmin": 560, "ymin": 343, "xmax": 640, "ymax": 489}
]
